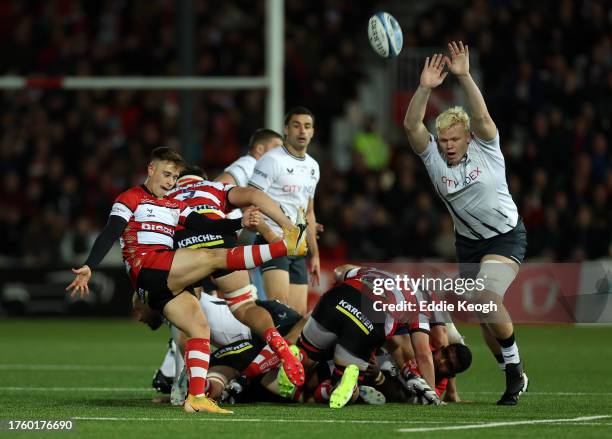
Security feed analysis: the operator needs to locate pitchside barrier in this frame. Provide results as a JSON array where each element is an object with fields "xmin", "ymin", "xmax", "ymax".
[{"xmin": 1, "ymin": 261, "xmax": 610, "ymax": 324}]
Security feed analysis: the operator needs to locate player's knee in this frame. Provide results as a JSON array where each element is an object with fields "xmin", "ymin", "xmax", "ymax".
[
  {"xmin": 224, "ymin": 284, "xmax": 258, "ymax": 313},
  {"xmin": 475, "ymin": 260, "xmax": 517, "ymax": 298}
]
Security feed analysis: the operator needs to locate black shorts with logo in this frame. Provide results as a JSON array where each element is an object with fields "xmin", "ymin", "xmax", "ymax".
[
  {"xmin": 305, "ymin": 284, "xmax": 388, "ymax": 363},
  {"xmin": 210, "ymin": 339, "xmax": 263, "ymax": 371},
  {"xmin": 174, "ymin": 229, "xmax": 237, "ymax": 280},
  {"xmin": 455, "ymin": 217, "xmax": 527, "ymax": 279},
  {"xmin": 210, "ymin": 300, "xmax": 301, "ymax": 371},
  {"xmin": 254, "ymin": 235, "xmax": 309, "ymax": 285}
]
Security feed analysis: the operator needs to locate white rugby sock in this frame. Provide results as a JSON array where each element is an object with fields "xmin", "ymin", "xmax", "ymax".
[
  {"xmin": 501, "ymin": 342, "xmax": 520, "ymax": 365},
  {"xmin": 160, "ymin": 347, "xmax": 176, "ymax": 377}
]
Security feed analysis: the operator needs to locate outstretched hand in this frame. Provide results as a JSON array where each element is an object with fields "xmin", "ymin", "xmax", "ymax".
[
  {"xmin": 445, "ymin": 41, "xmax": 470, "ymax": 76},
  {"xmin": 420, "ymin": 53, "xmax": 448, "ymax": 89},
  {"xmin": 241, "ymin": 206, "xmax": 261, "ymax": 230},
  {"xmin": 66, "ymin": 265, "xmax": 92, "ymax": 299}
]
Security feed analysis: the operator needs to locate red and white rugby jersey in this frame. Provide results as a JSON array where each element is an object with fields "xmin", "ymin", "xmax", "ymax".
[
  {"xmin": 344, "ymin": 267, "xmax": 427, "ymax": 337},
  {"xmin": 166, "ymin": 180, "xmax": 236, "ymax": 220},
  {"xmin": 109, "ymin": 185, "xmax": 193, "ymax": 273}
]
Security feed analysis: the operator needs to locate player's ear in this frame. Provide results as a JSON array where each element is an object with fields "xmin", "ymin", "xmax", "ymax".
[{"xmin": 147, "ymin": 161, "xmax": 156, "ymax": 176}]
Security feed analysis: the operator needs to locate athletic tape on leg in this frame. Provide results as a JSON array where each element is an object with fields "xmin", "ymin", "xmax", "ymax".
[{"xmin": 224, "ymin": 284, "xmax": 258, "ymax": 312}]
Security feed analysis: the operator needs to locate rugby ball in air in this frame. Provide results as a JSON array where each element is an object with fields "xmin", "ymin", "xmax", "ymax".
[{"xmin": 368, "ymin": 12, "xmax": 403, "ymax": 58}]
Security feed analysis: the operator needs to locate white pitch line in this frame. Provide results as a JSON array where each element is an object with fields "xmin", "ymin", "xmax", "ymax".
[
  {"xmin": 72, "ymin": 417, "xmax": 479, "ymax": 425},
  {"xmin": 0, "ymin": 387, "xmax": 152, "ymax": 392},
  {"xmin": 461, "ymin": 391, "xmax": 612, "ymax": 396},
  {"xmin": 0, "ymin": 364, "xmax": 150, "ymax": 371},
  {"xmin": 397, "ymin": 415, "xmax": 612, "ymax": 433}
]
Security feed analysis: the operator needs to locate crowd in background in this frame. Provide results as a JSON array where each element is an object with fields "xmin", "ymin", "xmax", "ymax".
[{"xmin": 0, "ymin": 0, "xmax": 609, "ymax": 267}]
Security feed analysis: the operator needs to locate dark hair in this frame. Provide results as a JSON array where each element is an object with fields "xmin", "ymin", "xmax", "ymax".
[
  {"xmin": 283, "ymin": 106, "xmax": 315, "ymax": 127},
  {"xmin": 248, "ymin": 128, "xmax": 283, "ymax": 149},
  {"xmin": 150, "ymin": 147, "xmax": 184, "ymax": 166},
  {"xmin": 446, "ymin": 343, "xmax": 472, "ymax": 374},
  {"xmin": 179, "ymin": 165, "xmax": 207, "ymax": 180}
]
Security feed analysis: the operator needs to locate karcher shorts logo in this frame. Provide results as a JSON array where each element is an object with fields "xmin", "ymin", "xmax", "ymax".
[
  {"xmin": 336, "ymin": 300, "xmax": 374, "ymax": 334},
  {"xmin": 214, "ymin": 341, "xmax": 253, "ymax": 359},
  {"xmin": 177, "ymin": 234, "xmax": 224, "ymax": 248}
]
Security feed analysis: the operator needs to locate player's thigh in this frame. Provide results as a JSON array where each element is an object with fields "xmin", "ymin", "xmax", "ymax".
[
  {"xmin": 287, "ymin": 284, "xmax": 308, "ymax": 315},
  {"xmin": 287, "ymin": 256, "xmax": 309, "ymax": 313},
  {"xmin": 214, "ymin": 270, "xmax": 251, "ymax": 294},
  {"xmin": 262, "ymin": 268, "xmax": 290, "ymax": 302},
  {"xmin": 167, "ymin": 247, "xmax": 226, "ymax": 293},
  {"xmin": 163, "ymin": 292, "xmax": 210, "ymax": 339}
]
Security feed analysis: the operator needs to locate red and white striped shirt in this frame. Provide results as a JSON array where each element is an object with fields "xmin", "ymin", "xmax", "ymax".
[
  {"xmin": 166, "ymin": 180, "xmax": 236, "ymax": 220},
  {"xmin": 109, "ymin": 185, "xmax": 193, "ymax": 279}
]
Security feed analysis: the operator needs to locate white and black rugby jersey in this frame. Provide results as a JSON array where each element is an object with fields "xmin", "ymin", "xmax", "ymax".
[
  {"xmin": 249, "ymin": 146, "xmax": 320, "ymax": 234},
  {"xmin": 418, "ymin": 132, "xmax": 518, "ymax": 240}
]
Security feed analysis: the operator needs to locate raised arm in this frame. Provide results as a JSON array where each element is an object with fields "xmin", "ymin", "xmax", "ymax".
[
  {"xmin": 403, "ymin": 54, "xmax": 448, "ymax": 154},
  {"xmin": 445, "ymin": 41, "xmax": 497, "ymax": 141}
]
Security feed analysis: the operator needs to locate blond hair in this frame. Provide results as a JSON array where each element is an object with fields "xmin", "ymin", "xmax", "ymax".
[{"xmin": 435, "ymin": 106, "xmax": 470, "ymax": 136}]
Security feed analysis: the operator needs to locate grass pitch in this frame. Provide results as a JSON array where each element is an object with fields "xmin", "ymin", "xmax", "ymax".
[{"xmin": 1, "ymin": 319, "xmax": 611, "ymax": 438}]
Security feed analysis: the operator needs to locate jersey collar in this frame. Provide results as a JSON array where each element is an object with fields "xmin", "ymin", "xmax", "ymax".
[{"xmin": 282, "ymin": 145, "xmax": 306, "ymax": 161}]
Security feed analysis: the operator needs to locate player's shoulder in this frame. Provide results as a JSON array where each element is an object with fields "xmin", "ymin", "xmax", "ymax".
[
  {"xmin": 193, "ymin": 179, "xmax": 229, "ymax": 191},
  {"xmin": 116, "ymin": 185, "xmax": 147, "ymax": 203},
  {"xmin": 470, "ymin": 130, "xmax": 501, "ymax": 149},
  {"xmin": 233, "ymin": 154, "xmax": 257, "ymax": 167},
  {"xmin": 304, "ymin": 152, "xmax": 320, "ymax": 169}
]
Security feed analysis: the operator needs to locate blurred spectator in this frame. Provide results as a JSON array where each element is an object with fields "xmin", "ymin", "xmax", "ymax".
[{"xmin": 353, "ymin": 116, "xmax": 391, "ymax": 171}]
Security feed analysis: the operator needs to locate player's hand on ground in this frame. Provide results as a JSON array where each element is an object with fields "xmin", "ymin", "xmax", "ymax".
[
  {"xmin": 443, "ymin": 391, "xmax": 462, "ymax": 403},
  {"xmin": 241, "ymin": 206, "xmax": 261, "ymax": 230},
  {"xmin": 310, "ymin": 254, "xmax": 320, "ymax": 287},
  {"xmin": 445, "ymin": 41, "xmax": 470, "ymax": 76},
  {"xmin": 66, "ymin": 265, "xmax": 92, "ymax": 299},
  {"xmin": 420, "ymin": 53, "xmax": 448, "ymax": 89}
]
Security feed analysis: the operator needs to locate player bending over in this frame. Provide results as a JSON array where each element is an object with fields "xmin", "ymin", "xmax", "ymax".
[{"xmin": 292, "ymin": 264, "xmax": 438, "ymax": 409}]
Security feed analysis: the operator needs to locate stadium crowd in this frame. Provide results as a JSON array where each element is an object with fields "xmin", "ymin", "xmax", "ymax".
[{"xmin": 0, "ymin": 0, "xmax": 609, "ymax": 267}]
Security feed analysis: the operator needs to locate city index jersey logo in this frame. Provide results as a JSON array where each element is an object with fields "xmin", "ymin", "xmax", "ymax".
[
  {"xmin": 282, "ymin": 184, "xmax": 316, "ymax": 194},
  {"xmin": 287, "ymin": 168, "xmax": 294, "ymax": 174},
  {"xmin": 141, "ymin": 223, "xmax": 175, "ymax": 236},
  {"xmin": 441, "ymin": 166, "xmax": 482, "ymax": 189}
]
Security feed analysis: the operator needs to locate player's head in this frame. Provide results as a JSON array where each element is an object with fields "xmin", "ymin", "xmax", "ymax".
[
  {"xmin": 176, "ymin": 165, "xmax": 207, "ymax": 188},
  {"xmin": 333, "ymin": 264, "xmax": 360, "ymax": 284},
  {"xmin": 249, "ymin": 128, "xmax": 283, "ymax": 159},
  {"xmin": 146, "ymin": 147, "xmax": 185, "ymax": 197},
  {"xmin": 132, "ymin": 292, "xmax": 164, "ymax": 330},
  {"xmin": 433, "ymin": 343, "xmax": 472, "ymax": 379},
  {"xmin": 284, "ymin": 106, "xmax": 315, "ymax": 152},
  {"xmin": 435, "ymin": 106, "xmax": 471, "ymax": 165}
]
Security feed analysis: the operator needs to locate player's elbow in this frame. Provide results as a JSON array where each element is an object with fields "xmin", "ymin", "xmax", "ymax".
[{"xmin": 403, "ymin": 119, "xmax": 419, "ymax": 134}]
